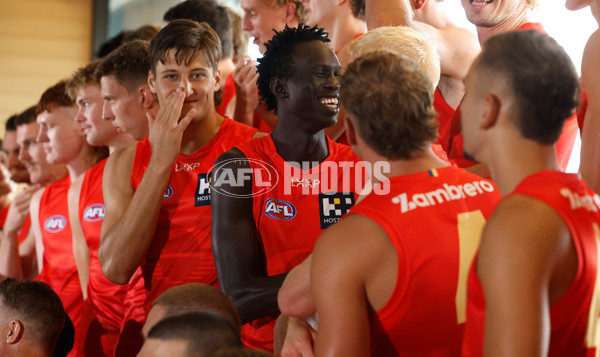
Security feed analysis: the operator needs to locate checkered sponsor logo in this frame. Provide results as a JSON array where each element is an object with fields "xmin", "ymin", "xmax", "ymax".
[
  {"xmin": 318, "ymin": 192, "xmax": 355, "ymax": 229},
  {"xmin": 195, "ymin": 173, "xmax": 212, "ymax": 206}
]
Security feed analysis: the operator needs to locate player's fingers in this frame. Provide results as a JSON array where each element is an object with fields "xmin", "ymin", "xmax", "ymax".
[{"xmin": 178, "ymin": 107, "xmax": 196, "ymax": 132}]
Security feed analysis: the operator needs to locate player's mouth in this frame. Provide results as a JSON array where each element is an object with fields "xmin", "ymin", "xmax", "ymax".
[
  {"xmin": 470, "ymin": 0, "xmax": 494, "ymax": 4},
  {"xmin": 319, "ymin": 96, "xmax": 339, "ymax": 111}
]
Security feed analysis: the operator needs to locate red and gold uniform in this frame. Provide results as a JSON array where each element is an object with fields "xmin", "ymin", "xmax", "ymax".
[
  {"xmin": 447, "ymin": 23, "xmax": 578, "ymax": 171},
  {"xmin": 235, "ymin": 135, "xmax": 362, "ymax": 351},
  {"xmin": 130, "ymin": 117, "xmax": 257, "ymax": 314},
  {"xmin": 463, "ymin": 171, "xmax": 600, "ymax": 357},
  {"xmin": 348, "ymin": 166, "xmax": 500, "ymax": 355},
  {"xmin": 38, "ymin": 176, "xmax": 90, "ymax": 356}
]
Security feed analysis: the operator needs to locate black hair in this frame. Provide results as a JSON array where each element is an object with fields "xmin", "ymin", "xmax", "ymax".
[{"xmin": 256, "ymin": 24, "xmax": 329, "ymax": 114}]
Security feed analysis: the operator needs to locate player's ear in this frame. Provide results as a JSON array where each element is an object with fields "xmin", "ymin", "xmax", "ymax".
[
  {"xmin": 6, "ymin": 320, "xmax": 23, "ymax": 344},
  {"xmin": 271, "ymin": 77, "xmax": 288, "ymax": 99},
  {"xmin": 214, "ymin": 69, "xmax": 221, "ymax": 92},
  {"xmin": 481, "ymin": 93, "xmax": 500, "ymax": 130},
  {"xmin": 344, "ymin": 112, "xmax": 357, "ymax": 146},
  {"xmin": 147, "ymin": 70, "xmax": 157, "ymax": 95},
  {"xmin": 139, "ymin": 87, "xmax": 156, "ymax": 109},
  {"xmin": 283, "ymin": 1, "xmax": 296, "ymax": 22}
]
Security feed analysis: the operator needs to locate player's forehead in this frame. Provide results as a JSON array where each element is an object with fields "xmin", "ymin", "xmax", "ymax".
[
  {"xmin": 155, "ymin": 48, "xmax": 212, "ymax": 73},
  {"xmin": 291, "ymin": 41, "xmax": 340, "ymax": 71}
]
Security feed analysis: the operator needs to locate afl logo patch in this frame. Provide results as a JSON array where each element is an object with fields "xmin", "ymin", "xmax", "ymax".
[
  {"xmin": 163, "ymin": 186, "xmax": 173, "ymax": 200},
  {"xmin": 264, "ymin": 199, "xmax": 296, "ymax": 221},
  {"xmin": 45, "ymin": 215, "xmax": 66, "ymax": 233},
  {"xmin": 83, "ymin": 204, "xmax": 105, "ymax": 222}
]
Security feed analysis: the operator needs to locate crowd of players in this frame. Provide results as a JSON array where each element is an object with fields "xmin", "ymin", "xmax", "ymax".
[{"xmin": 0, "ymin": 0, "xmax": 599, "ymax": 356}]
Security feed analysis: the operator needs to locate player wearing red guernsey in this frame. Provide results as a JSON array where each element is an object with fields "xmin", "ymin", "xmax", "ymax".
[
  {"xmin": 95, "ymin": 39, "xmax": 156, "ymax": 355},
  {"xmin": 278, "ymin": 52, "xmax": 500, "ymax": 356},
  {"xmin": 0, "ymin": 106, "xmax": 68, "ymax": 282},
  {"xmin": 65, "ymin": 61, "xmax": 138, "ymax": 357},
  {"xmin": 211, "ymin": 25, "xmax": 363, "ymax": 352},
  {"xmin": 460, "ymin": 30, "xmax": 600, "ymax": 356},
  {"xmin": 30, "ymin": 80, "xmax": 107, "ymax": 356},
  {"xmin": 99, "ymin": 20, "xmax": 259, "ymax": 321}
]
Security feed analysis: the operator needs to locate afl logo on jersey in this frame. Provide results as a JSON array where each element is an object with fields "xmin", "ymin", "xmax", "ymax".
[
  {"xmin": 83, "ymin": 204, "xmax": 105, "ymax": 222},
  {"xmin": 163, "ymin": 186, "xmax": 173, "ymax": 200},
  {"xmin": 264, "ymin": 199, "xmax": 296, "ymax": 221},
  {"xmin": 45, "ymin": 215, "xmax": 66, "ymax": 233}
]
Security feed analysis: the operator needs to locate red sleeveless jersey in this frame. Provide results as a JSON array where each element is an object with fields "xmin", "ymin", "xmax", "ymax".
[
  {"xmin": 348, "ymin": 166, "xmax": 500, "ymax": 356},
  {"xmin": 235, "ymin": 135, "xmax": 362, "ymax": 351},
  {"xmin": 115, "ymin": 270, "xmax": 146, "ymax": 357},
  {"xmin": 215, "ymin": 73, "xmax": 236, "ymax": 117},
  {"xmin": 79, "ymin": 159, "xmax": 129, "ymax": 356},
  {"xmin": 38, "ymin": 176, "xmax": 88, "ymax": 356},
  {"xmin": 462, "ymin": 171, "xmax": 600, "ymax": 356},
  {"xmin": 434, "ymin": 87, "xmax": 456, "ymax": 153},
  {"xmin": 130, "ymin": 117, "xmax": 257, "ymax": 314},
  {"xmin": 447, "ymin": 23, "xmax": 578, "ymax": 171}
]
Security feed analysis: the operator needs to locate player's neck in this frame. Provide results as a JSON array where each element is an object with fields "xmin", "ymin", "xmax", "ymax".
[
  {"xmin": 329, "ymin": 15, "xmax": 366, "ymax": 53},
  {"xmin": 66, "ymin": 145, "xmax": 102, "ymax": 180},
  {"xmin": 271, "ymin": 129, "xmax": 329, "ymax": 167},
  {"xmin": 476, "ymin": 12, "xmax": 529, "ymax": 44},
  {"xmin": 107, "ymin": 135, "xmax": 137, "ymax": 154},
  {"xmin": 180, "ymin": 110, "xmax": 224, "ymax": 156},
  {"xmin": 487, "ymin": 141, "xmax": 559, "ymax": 196}
]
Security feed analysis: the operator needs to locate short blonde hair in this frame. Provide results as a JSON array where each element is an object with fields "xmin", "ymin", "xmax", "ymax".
[
  {"xmin": 260, "ymin": 0, "xmax": 306, "ymax": 23},
  {"xmin": 348, "ymin": 26, "xmax": 440, "ymax": 92}
]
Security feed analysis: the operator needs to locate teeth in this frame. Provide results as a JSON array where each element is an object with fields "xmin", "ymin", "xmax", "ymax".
[{"xmin": 319, "ymin": 97, "xmax": 338, "ymax": 108}]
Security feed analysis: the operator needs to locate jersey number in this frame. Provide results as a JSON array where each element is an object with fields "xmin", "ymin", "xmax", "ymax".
[{"xmin": 456, "ymin": 210, "xmax": 486, "ymax": 324}]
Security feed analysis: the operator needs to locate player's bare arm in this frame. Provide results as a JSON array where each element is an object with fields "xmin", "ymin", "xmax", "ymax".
[
  {"xmin": 30, "ymin": 188, "xmax": 45, "ymax": 278},
  {"xmin": 211, "ymin": 148, "xmax": 287, "ymax": 323},
  {"xmin": 312, "ymin": 214, "xmax": 396, "ymax": 357},
  {"xmin": 278, "ymin": 254, "xmax": 315, "ymax": 318},
  {"xmin": 478, "ymin": 196, "xmax": 576, "ymax": 357},
  {"xmin": 100, "ymin": 89, "xmax": 196, "ymax": 285},
  {"xmin": 0, "ymin": 185, "xmax": 39, "ymax": 279},
  {"xmin": 68, "ymin": 174, "xmax": 90, "ymax": 298},
  {"xmin": 579, "ymin": 29, "xmax": 600, "ymax": 194},
  {"xmin": 366, "ymin": 0, "xmax": 479, "ymax": 108}
]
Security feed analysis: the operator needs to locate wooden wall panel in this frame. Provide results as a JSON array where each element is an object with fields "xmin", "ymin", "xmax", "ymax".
[{"xmin": 0, "ymin": 0, "xmax": 92, "ymax": 135}]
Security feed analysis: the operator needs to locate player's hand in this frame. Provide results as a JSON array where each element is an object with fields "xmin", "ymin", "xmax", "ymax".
[
  {"xmin": 4, "ymin": 184, "xmax": 39, "ymax": 235},
  {"xmin": 233, "ymin": 56, "xmax": 260, "ymax": 110},
  {"xmin": 146, "ymin": 88, "xmax": 195, "ymax": 169},
  {"xmin": 280, "ymin": 317, "xmax": 316, "ymax": 357}
]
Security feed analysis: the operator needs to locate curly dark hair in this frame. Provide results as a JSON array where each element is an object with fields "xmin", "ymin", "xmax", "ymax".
[{"xmin": 256, "ymin": 24, "xmax": 329, "ymax": 115}]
